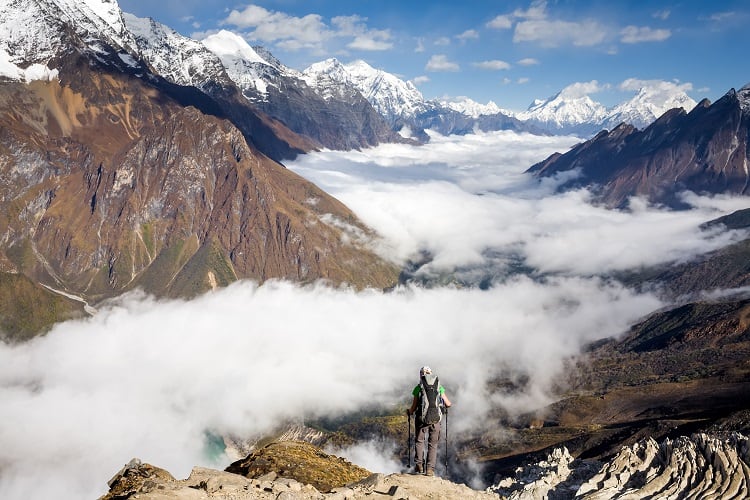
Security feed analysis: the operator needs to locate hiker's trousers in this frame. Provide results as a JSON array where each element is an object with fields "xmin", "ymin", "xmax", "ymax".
[{"xmin": 415, "ymin": 421, "xmax": 441, "ymax": 470}]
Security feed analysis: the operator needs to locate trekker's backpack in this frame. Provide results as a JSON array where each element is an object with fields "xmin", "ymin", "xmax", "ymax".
[{"xmin": 419, "ymin": 374, "xmax": 443, "ymax": 425}]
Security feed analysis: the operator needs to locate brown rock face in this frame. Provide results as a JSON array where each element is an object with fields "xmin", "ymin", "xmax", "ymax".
[
  {"xmin": 528, "ymin": 87, "xmax": 750, "ymax": 208},
  {"xmin": 0, "ymin": 58, "xmax": 397, "ymax": 309}
]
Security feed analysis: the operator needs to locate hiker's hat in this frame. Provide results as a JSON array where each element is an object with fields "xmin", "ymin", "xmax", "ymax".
[{"xmin": 420, "ymin": 366, "xmax": 432, "ymax": 376}]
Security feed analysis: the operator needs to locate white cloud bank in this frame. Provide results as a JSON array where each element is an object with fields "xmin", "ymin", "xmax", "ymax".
[
  {"xmin": 0, "ymin": 279, "xmax": 660, "ymax": 499},
  {"xmin": 2, "ymin": 130, "xmax": 748, "ymax": 499},
  {"xmin": 288, "ymin": 131, "xmax": 748, "ymax": 276}
]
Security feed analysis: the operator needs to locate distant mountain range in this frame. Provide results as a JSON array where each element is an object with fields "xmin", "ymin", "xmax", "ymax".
[
  {"xmin": 0, "ymin": 0, "xmax": 701, "ymax": 147},
  {"xmin": 514, "ymin": 81, "xmax": 697, "ymax": 137},
  {"xmin": 528, "ymin": 85, "xmax": 750, "ymax": 208}
]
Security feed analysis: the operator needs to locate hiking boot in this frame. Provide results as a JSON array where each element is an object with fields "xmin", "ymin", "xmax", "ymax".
[
  {"xmin": 414, "ymin": 464, "xmax": 423, "ymax": 474},
  {"xmin": 425, "ymin": 467, "xmax": 435, "ymax": 476}
]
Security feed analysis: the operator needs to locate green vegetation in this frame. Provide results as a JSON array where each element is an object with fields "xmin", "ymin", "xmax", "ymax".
[
  {"xmin": 5, "ymin": 238, "xmax": 39, "ymax": 275},
  {"xmin": 128, "ymin": 235, "xmax": 199, "ymax": 296},
  {"xmin": 0, "ymin": 272, "xmax": 86, "ymax": 342},
  {"xmin": 140, "ymin": 222, "xmax": 156, "ymax": 257},
  {"xmin": 168, "ymin": 239, "xmax": 237, "ymax": 298}
]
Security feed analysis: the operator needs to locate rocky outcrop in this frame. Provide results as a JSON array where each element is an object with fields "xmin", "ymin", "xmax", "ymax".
[
  {"xmin": 490, "ymin": 433, "xmax": 750, "ymax": 499},
  {"xmin": 527, "ymin": 85, "xmax": 750, "ymax": 208},
  {"xmin": 226, "ymin": 441, "xmax": 372, "ymax": 493},
  {"xmin": 489, "ymin": 447, "xmax": 602, "ymax": 499},
  {"xmin": 101, "ymin": 446, "xmax": 498, "ymax": 499}
]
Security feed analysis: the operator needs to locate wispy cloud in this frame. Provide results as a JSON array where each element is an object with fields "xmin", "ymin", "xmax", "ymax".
[
  {"xmin": 221, "ymin": 4, "xmax": 393, "ymax": 53},
  {"xmin": 426, "ymin": 54, "xmax": 460, "ymax": 72},
  {"xmin": 333, "ymin": 15, "xmax": 393, "ymax": 51},
  {"xmin": 415, "ymin": 37, "xmax": 425, "ymax": 53},
  {"xmin": 619, "ymin": 78, "xmax": 692, "ymax": 93},
  {"xmin": 558, "ymin": 80, "xmax": 609, "ymax": 98},
  {"xmin": 473, "ymin": 60, "xmax": 511, "ymax": 70},
  {"xmin": 620, "ymin": 25, "xmax": 671, "ymax": 43},
  {"xmin": 514, "ymin": 17, "xmax": 607, "ymax": 47},
  {"xmin": 456, "ymin": 29, "xmax": 480, "ymax": 42},
  {"xmin": 517, "ymin": 57, "xmax": 540, "ymax": 66},
  {"xmin": 705, "ymin": 11, "xmax": 736, "ymax": 23},
  {"xmin": 412, "ymin": 75, "xmax": 430, "ymax": 85},
  {"xmin": 488, "ymin": 1, "xmax": 608, "ymax": 48},
  {"xmin": 434, "ymin": 36, "xmax": 451, "ymax": 46},
  {"xmin": 489, "ymin": 1, "xmax": 677, "ymax": 49},
  {"xmin": 487, "ymin": 14, "xmax": 513, "ymax": 30},
  {"xmin": 223, "ymin": 5, "xmax": 330, "ymax": 50}
]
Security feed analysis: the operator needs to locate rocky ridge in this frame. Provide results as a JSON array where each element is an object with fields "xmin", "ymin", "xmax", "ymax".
[
  {"xmin": 123, "ymin": 13, "xmax": 397, "ymax": 158},
  {"xmin": 527, "ymin": 84, "xmax": 750, "ymax": 208},
  {"xmin": 490, "ymin": 432, "xmax": 750, "ymax": 499},
  {"xmin": 194, "ymin": 30, "xmax": 404, "ymax": 152},
  {"xmin": 101, "ymin": 432, "xmax": 750, "ymax": 499},
  {"xmin": 101, "ymin": 441, "xmax": 496, "ymax": 500},
  {"xmin": 301, "ymin": 58, "xmax": 540, "ymax": 140}
]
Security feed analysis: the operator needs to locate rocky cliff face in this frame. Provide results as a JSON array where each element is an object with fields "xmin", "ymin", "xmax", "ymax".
[
  {"xmin": 528, "ymin": 85, "xmax": 750, "ymax": 208},
  {"xmin": 129, "ymin": 23, "xmax": 403, "ymax": 155},
  {"xmin": 491, "ymin": 433, "xmax": 750, "ymax": 499},
  {"xmin": 0, "ymin": 0, "xmax": 400, "ymax": 338},
  {"xmin": 0, "ymin": 56, "xmax": 397, "ymax": 334}
]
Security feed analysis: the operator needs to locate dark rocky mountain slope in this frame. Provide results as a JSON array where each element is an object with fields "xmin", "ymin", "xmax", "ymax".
[
  {"xmin": 0, "ymin": 56, "xmax": 397, "ymax": 340},
  {"xmin": 125, "ymin": 19, "xmax": 404, "ymax": 158},
  {"xmin": 528, "ymin": 84, "xmax": 750, "ymax": 208}
]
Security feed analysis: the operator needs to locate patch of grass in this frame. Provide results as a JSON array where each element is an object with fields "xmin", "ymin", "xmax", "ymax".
[
  {"xmin": 129, "ymin": 235, "xmax": 199, "ymax": 296},
  {"xmin": 167, "ymin": 238, "xmax": 238, "ymax": 298},
  {"xmin": 0, "ymin": 272, "xmax": 85, "ymax": 342},
  {"xmin": 141, "ymin": 222, "xmax": 155, "ymax": 257}
]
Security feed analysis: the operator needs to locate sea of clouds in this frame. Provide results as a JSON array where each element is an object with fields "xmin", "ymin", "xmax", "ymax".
[{"xmin": 1, "ymin": 130, "xmax": 748, "ymax": 499}]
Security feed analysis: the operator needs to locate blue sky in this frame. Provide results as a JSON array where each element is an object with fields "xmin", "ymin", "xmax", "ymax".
[{"xmin": 117, "ymin": 0, "xmax": 750, "ymax": 111}]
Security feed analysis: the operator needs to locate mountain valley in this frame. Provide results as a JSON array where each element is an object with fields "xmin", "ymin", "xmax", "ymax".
[{"xmin": 1, "ymin": 1, "xmax": 750, "ymax": 499}]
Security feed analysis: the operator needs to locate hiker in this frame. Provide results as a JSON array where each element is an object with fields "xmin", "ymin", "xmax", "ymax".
[{"xmin": 406, "ymin": 365, "xmax": 452, "ymax": 476}]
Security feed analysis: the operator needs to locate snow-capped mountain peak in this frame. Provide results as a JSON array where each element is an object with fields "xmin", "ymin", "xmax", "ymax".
[
  {"xmin": 302, "ymin": 58, "xmax": 424, "ymax": 122},
  {"xmin": 124, "ymin": 14, "xmax": 229, "ymax": 90},
  {"xmin": 57, "ymin": 0, "xmax": 127, "ymax": 36},
  {"xmin": 202, "ymin": 30, "xmax": 296, "ymax": 99},
  {"xmin": 516, "ymin": 89, "xmax": 608, "ymax": 134},
  {"xmin": 0, "ymin": 0, "xmax": 136, "ymax": 69},
  {"xmin": 517, "ymin": 80, "xmax": 699, "ymax": 136},
  {"xmin": 739, "ymin": 83, "xmax": 750, "ymax": 113},
  {"xmin": 604, "ymin": 80, "xmax": 697, "ymax": 130},
  {"xmin": 441, "ymin": 97, "xmax": 504, "ymax": 118},
  {"xmin": 302, "ymin": 58, "xmax": 350, "ymax": 83},
  {"xmin": 201, "ymin": 30, "xmax": 270, "ymax": 67}
]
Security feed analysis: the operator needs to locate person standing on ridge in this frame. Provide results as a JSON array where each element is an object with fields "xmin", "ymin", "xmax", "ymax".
[{"xmin": 406, "ymin": 365, "xmax": 452, "ymax": 476}]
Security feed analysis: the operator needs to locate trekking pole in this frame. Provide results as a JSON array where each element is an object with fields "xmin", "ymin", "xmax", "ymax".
[
  {"xmin": 408, "ymin": 411, "xmax": 412, "ymax": 468},
  {"xmin": 444, "ymin": 407, "xmax": 449, "ymax": 477}
]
